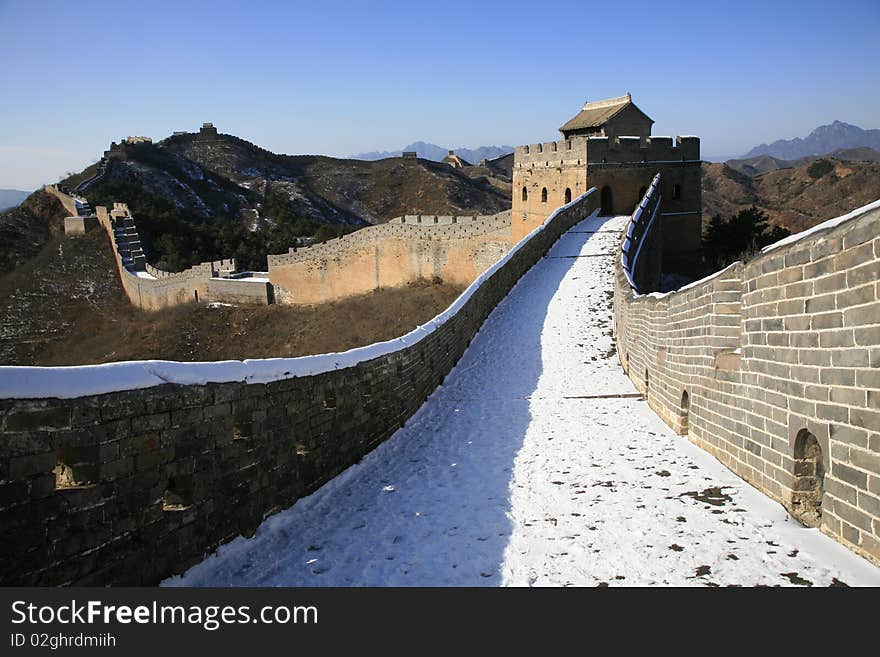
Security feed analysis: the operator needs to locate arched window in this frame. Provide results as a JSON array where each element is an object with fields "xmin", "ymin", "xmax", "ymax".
[
  {"xmin": 564, "ymin": 188, "xmax": 572, "ymax": 204},
  {"xmin": 791, "ymin": 429, "xmax": 824, "ymax": 527},
  {"xmin": 541, "ymin": 188, "xmax": 548, "ymax": 203},
  {"xmin": 522, "ymin": 186, "xmax": 528, "ymax": 202}
]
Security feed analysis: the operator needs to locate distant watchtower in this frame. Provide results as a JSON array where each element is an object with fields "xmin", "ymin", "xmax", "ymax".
[
  {"xmin": 442, "ymin": 150, "xmax": 471, "ymax": 169},
  {"xmin": 199, "ymin": 122, "xmax": 218, "ymax": 138},
  {"xmin": 511, "ymin": 94, "xmax": 702, "ymax": 271}
]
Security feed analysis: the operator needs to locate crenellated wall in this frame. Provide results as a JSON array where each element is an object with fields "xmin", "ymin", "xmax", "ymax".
[
  {"xmin": 585, "ymin": 135, "xmax": 700, "ymax": 163},
  {"xmin": 267, "ymin": 211, "xmax": 514, "ymax": 304},
  {"xmin": 49, "ymin": 184, "xmax": 518, "ymax": 309},
  {"xmin": 512, "ymin": 140, "xmax": 589, "ymax": 242},
  {"xmin": 0, "ymin": 190, "xmax": 599, "ymax": 586},
  {"xmin": 91, "ymin": 203, "xmax": 252, "ymax": 310},
  {"xmin": 47, "ymin": 186, "xmax": 274, "ymax": 309},
  {"xmin": 388, "ymin": 211, "xmax": 511, "ymax": 226},
  {"xmin": 614, "ymin": 199, "xmax": 880, "ymax": 565}
]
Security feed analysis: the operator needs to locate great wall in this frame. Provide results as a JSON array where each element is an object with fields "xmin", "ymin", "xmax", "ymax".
[
  {"xmin": 615, "ymin": 190, "xmax": 880, "ymax": 564},
  {"xmin": 45, "ymin": 183, "xmax": 515, "ymax": 309},
  {"xmin": 0, "ymin": 95, "xmax": 878, "ymax": 584}
]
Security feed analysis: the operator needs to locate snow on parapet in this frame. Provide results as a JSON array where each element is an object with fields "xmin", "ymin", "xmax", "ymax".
[
  {"xmin": 0, "ymin": 191, "xmax": 597, "ymax": 400},
  {"xmin": 641, "ymin": 198, "xmax": 880, "ymax": 301},
  {"xmin": 761, "ymin": 198, "xmax": 880, "ymax": 253}
]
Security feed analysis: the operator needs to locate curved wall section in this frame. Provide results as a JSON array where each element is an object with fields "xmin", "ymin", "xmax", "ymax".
[
  {"xmin": 0, "ymin": 191, "xmax": 598, "ymax": 585},
  {"xmin": 614, "ymin": 200, "xmax": 880, "ymax": 565}
]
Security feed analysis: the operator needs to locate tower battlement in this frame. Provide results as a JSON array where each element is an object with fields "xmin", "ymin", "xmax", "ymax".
[{"xmin": 511, "ymin": 95, "xmax": 702, "ymax": 250}]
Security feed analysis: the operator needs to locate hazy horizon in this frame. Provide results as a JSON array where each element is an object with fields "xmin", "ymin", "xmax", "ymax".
[{"xmin": 1, "ymin": 0, "xmax": 878, "ymax": 190}]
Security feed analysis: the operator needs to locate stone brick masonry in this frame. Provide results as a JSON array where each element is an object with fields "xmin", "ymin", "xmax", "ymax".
[
  {"xmin": 614, "ymin": 201, "xmax": 880, "ymax": 565},
  {"xmin": 0, "ymin": 192, "xmax": 600, "ymax": 585}
]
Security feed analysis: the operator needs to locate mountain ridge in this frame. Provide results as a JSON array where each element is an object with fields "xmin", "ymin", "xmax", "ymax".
[
  {"xmin": 0, "ymin": 189, "xmax": 31, "ymax": 211},
  {"xmin": 725, "ymin": 147, "xmax": 880, "ymax": 177},
  {"xmin": 702, "ymin": 155, "xmax": 880, "ymax": 234},
  {"xmin": 49, "ymin": 130, "xmax": 510, "ymax": 272},
  {"xmin": 741, "ymin": 121, "xmax": 880, "ymax": 160},
  {"xmin": 352, "ymin": 142, "xmax": 514, "ymax": 163}
]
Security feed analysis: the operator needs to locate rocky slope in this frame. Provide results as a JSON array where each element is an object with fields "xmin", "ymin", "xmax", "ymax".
[
  {"xmin": 702, "ymin": 156, "xmax": 880, "ymax": 233},
  {"xmin": 0, "ymin": 189, "xmax": 68, "ymax": 274},
  {"xmin": 724, "ymin": 147, "xmax": 880, "ymax": 177},
  {"xmin": 0, "ymin": 220, "xmax": 463, "ymax": 366},
  {"xmin": 66, "ymin": 130, "xmax": 510, "ymax": 271},
  {"xmin": 164, "ymin": 132, "xmax": 510, "ymax": 224}
]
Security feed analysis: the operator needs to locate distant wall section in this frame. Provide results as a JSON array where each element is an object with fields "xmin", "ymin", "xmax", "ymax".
[
  {"xmin": 49, "ymin": 185, "xmax": 516, "ymax": 309},
  {"xmin": 267, "ymin": 211, "xmax": 513, "ymax": 304}
]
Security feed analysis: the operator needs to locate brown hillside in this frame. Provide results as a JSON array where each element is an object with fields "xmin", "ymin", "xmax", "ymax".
[
  {"xmin": 0, "ymin": 226, "xmax": 463, "ymax": 366},
  {"xmin": 299, "ymin": 156, "xmax": 510, "ymax": 222},
  {"xmin": 702, "ymin": 158, "xmax": 880, "ymax": 233},
  {"xmin": 165, "ymin": 133, "xmax": 510, "ymax": 224},
  {"xmin": 0, "ymin": 190, "xmax": 68, "ymax": 274}
]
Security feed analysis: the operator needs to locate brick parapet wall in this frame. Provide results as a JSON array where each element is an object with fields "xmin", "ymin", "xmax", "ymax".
[
  {"xmin": 266, "ymin": 211, "xmax": 512, "ymax": 267},
  {"xmin": 0, "ymin": 191, "xmax": 599, "ymax": 585},
  {"xmin": 613, "ymin": 201, "xmax": 880, "ymax": 565},
  {"xmin": 92, "ymin": 205, "xmax": 228, "ymax": 309},
  {"xmin": 585, "ymin": 135, "xmax": 700, "ymax": 163},
  {"xmin": 49, "ymin": 187, "xmax": 258, "ymax": 309},
  {"xmin": 513, "ymin": 135, "xmax": 700, "ymax": 168},
  {"xmin": 388, "ymin": 210, "xmax": 511, "ymax": 226},
  {"xmin": 514, "ymin": 138, "xmax": 589, "ymax": 166}
]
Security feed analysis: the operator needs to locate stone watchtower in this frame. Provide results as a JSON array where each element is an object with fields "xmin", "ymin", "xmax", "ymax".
[{"xmin": 511, "ymin": 94, "xmax": 702, "ymax": 269}]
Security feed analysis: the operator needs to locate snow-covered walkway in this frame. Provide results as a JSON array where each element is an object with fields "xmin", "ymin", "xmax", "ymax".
[{"xmin": 166, "ymin": 215, "xmax": 880, "ymax": 587}]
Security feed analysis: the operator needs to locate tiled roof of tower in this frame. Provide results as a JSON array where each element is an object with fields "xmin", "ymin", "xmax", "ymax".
[{"xmin": 559, "ymin": 93, "xmax": 653, "ymax": 132}]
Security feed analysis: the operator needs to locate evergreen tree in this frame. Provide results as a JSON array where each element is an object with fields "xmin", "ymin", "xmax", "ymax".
[{"xmin": 702, "ymin": 206, "xmax": 791, "ymax": 269}]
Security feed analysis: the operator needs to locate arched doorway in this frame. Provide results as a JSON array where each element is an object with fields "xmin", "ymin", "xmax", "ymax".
[
  {"xmin": 541, "ymin": 187, "xmax": 548, "ymax": 203},
  {"xmin": 790, "ymin": 429, "xmax": 824, "ymax": 527},
  {"xmin": 564, "ymin": 188, "xmax": 572, "ymax": 204},
  {"xmin": 600, "ymin": 186, "xmax": 614, "ymax": 215},
  {"xmin": 521, "ymin": 186, "xmax": 528, "ymax": 202}
]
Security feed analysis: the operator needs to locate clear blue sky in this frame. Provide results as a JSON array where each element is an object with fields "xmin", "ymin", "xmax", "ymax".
[{"xmin": 1, "ymin": 0, "xmax": 878, "ymax": 189}]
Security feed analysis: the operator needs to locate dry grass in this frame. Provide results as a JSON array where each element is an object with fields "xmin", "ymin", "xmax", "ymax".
[{"xmin": 0, "ymin": 229, "xmax": 464, "ymax": 366}]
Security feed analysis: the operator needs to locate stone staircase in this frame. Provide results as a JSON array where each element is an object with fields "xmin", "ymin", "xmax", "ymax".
[{"xmin": 111, "ymin": 211, "xmax": 147, "ymax": 271}]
